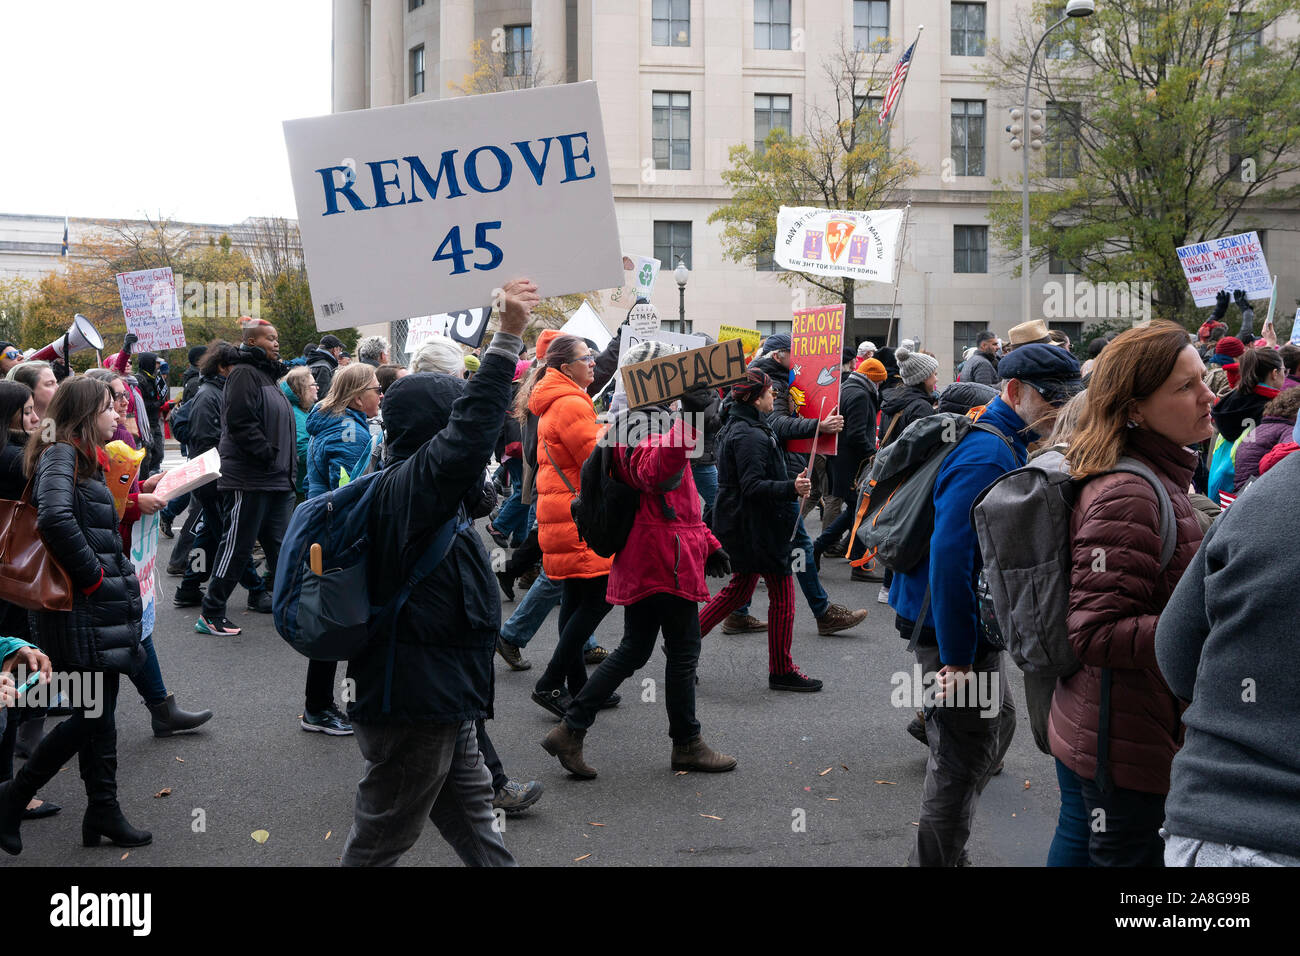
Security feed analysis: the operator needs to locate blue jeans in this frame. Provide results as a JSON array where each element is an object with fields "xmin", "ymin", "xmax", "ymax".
[
  {"xmin": 129, "ymin": 634, "xmax": 168, "ymax": 706},
  {"xmin": 494, "ymin": 458, "xmax": 529, "ymax": 544},
  {"xmin": 1048, "ymin": 757, "xmax": 1092, "ymax": 867},
  {"xmin": 160, "ymin": 492, "xmax": 190, "ymax": 522},
  {"xmin": 499, "ymin": 567, "xmax": 597, "ymax": 651},
  {"xmin": 691, "ymin": 462, "xmax": 717, "ymax": 513},
  {"xmin": 738, "ymin": 515, "xmax": 829, "ymax": 619}
]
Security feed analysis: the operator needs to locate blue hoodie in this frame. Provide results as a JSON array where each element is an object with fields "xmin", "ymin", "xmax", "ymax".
[
  {"xmin": 889, "ymin": 396, "xmax": 1029, "ymax": 667},
  {"xmin": 305, "ymin": 404, "xmax": 372, "ymax": 499}
]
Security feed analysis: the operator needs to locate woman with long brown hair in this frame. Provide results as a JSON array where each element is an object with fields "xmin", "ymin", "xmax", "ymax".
[
  {"xmin": 1050, "ymin": 320, "xmax": 1215, "ymax": 866},
  {"xmin": 0, "ymin": 377, "xmax": 151, "ymax": 855}
]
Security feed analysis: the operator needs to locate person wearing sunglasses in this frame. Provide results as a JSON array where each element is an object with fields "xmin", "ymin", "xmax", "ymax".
[{"xmin": 0, "ymin": 343, "xmax": 23, "ymax": 376}]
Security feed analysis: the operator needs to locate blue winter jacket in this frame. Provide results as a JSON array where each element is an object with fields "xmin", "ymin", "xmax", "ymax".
[
  {"xmin": 305, "ymin": 405, "xmax": 373, "ymax": 500},
  {"xmin": 889, "ymin": 396, "xmax": 1029, "ymax": 666}
]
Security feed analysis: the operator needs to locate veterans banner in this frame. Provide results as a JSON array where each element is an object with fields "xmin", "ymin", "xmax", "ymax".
[
  {"xmin": 788, "ymin": 304, "xmax": 845, "ymax": 455},
  {"xmin": 774, "ymin": 207, "xmax": 904, "ymax": 283}
]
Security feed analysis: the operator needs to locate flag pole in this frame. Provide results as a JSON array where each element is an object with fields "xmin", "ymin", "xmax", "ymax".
[
  {"xmin": 884, "ymin": 199, "xmax": 912, "ymax": 347},
  {"xmin": 883, "ymin": 25, "xmax": 923, "ymax": 140}
]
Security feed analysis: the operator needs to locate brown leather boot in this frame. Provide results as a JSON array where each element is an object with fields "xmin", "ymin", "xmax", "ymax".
[
  {"xmin": 721, "ymin": 613, "xmax": 767, "ymax": 634},
  {"xmin": 541, "ymin": 724, "xmax": 597, "ymax": 779},
  {"xmin": 816, "ymin": 603, "xmax": 868, "ymax": 635},
  {"xmin": 671, "ymin": 735, "xmax": 737, "ymax": 773}
]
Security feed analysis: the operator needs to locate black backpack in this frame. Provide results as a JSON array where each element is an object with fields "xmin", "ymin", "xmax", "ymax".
[
  {"xmin": 169, "ymin": 397, "xmax": 194, "ymax": 446},
  {"xmin": 543, "ymin": 438, "xmax": 638, "ymax": 558}
]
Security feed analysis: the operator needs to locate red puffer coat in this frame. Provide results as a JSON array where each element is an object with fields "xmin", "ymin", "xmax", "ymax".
[
  {"xmin": 529, "ymin": 367, "xmax": 613, "ymax": 581},
  {"xmin": 1049, "ymin": 428, "xmax": 1203, "ymax": 795},
  {"xmin": 608, "ymin": 415, "xmax": 720, "ymax": 605}
]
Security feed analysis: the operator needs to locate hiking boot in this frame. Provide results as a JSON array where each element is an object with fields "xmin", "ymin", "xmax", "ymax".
[
  {"xmin": 493, "ymin": 779, "xmax": 544, "ymax": 814},
  {"xmin": 721, "ymin": 613, "xmax": 766, "ymax": 634},
  {"xmin": 584, "ymin": 645, "xmax": 609, "ymax": 665},
  {"xmin": 540, "ymin": 724, "xmax": 597, "ymax": 779},
  {"xmin": 816, "ymin": 603, "xmax": 867, "ymax": 635},
  {"xmin": 531, "ymin": 687, "xmax": 572, "ymax": 720},
  {"xmin": 496, "ymin": 637, "xmax": 531, "ymax": 671},
  {"xmin": 670, "ymin": 735, "xmax": 737, "ymax": 773},
  {"xmin": 768, "ymin": 669, "xmax": 823, "ymax": 693},
  {"xmin": 877, "ymin": 586, "xmax": 890, "ymax": 605},
  {"xmin": 907, "ymin": 711, "xmax": 928, "ymax": 746},
  {"xmin": 173, "ymin": 586, "xmax": 204, "ymax": 608},
  {"xmin": 851, "ymin": 564, "xmax": 885, "ymax": 583},
  {"xmin": 246, "ymin": 590, "xmax": 273, "ymax": 613},
  {"xmin": 301, "ymin": 706, "xmax": 353, "ymax": 736},
  {"xmin": 195, "ymin": 615, "xmax": 241, "ymax": 636}
]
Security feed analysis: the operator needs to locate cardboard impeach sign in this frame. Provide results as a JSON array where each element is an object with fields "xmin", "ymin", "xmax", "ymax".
[
  {"xmin": 283, "ymin": 81, "xmax": 623, "ymax": 332},
  {"xmin": 620, "ymin": 339, "xmax": 749, "ymax": 410}
]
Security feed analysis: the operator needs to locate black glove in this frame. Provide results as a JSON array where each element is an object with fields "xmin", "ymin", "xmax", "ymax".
[
  {"xmin": 123, "ymin": 331, "xmax": 138, "ymax": 351},
  {"xmin": 1233, "ymin": 289, "xmax": 1250, "ymax": 310},
  {"xmin": 705, "ymin": 547, "xmax": 732, "ymax": 578},
  {"xmin": 1212, "ymin": 289, "xmax": 1230, "ymax": 320}
]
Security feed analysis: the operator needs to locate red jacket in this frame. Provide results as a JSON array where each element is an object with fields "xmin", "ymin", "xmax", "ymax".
[{"xmin": 608, "ymin": 416, "xmax": 720, "ymax": 606}]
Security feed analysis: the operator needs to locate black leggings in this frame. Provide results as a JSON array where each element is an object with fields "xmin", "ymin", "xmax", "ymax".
[{"xmin": 537, "ymin": 576, "xmax": 612, "ymax": 696}]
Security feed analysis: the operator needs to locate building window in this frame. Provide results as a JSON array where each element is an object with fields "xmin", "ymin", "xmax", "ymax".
[
  {"xmin": 409, "ymin": 45, "xmax": 425, "ymax": 96},
  {"xmin": 954, "ymin": 225, "xmax": 988, "ymax": 274},
  {"xmin": 1045, "ymin": 5, "xmax": 1076, "ymax": 60},
  {"xmin": 1049, "ymin": 251, "xmax": 1080, "ymax": 274},
  {"xmin": 504, "ymin": 24, "xmax": 532, "ymax": 77},
  {"xmin": 652, "ymin": 0, "xmax": 690, "ymax": 47},
  {"xmin": 408, "ymin": 0, "xmax": 424, "ymax": 10},
  {"xmin": 854, "ymin": 1, "xmax": 890, "ymax": 51},
  {"xmin": 950, "ymin": 100, "xmax": 985, "ymax": 176},
  {"xmin": 1229, "ymin": 12, "xmax": 1262, "ymax": 64},
  {"xmin": 755, "ymin": 0, "xmax": 791, "ymax": 51},
  {"xmin": 953, "ymin": 321, "xmax": 984, "ymax": 374},
  {"xmin": 653, "ymin": 91, "xmax": 691, "ymax": 170},
  {"xmin": 663, "ymin": 318, "xmax": 694, "ymax": 334},
  {"xmin": 654, "ymin": 220, "xmax": 693, "ymax": 271},
  {"xmin": 754, "ymin": 94, "xmax": 792, "ymax": 154},
  {"xmin": 951, "ymin": 3, "xmax": 985, "ymax": 56},
  {"xmin": 854, "ymin": 94, "xmax": 884, "ymax": 123},
  {"xmin": 1227, "ymin": 119, "xmax": 1248, "ymax": 172},
  {"xmin": 757, "ymin": 319, "xmax": 793, "ymax": 338},
  {"xmin": 1049, "ymin": 321, "xmax": 1083, "ymax": 349},
  {"xmin": 1045, "ymin": 102, "xmax": 1081, "ymax": 178}
]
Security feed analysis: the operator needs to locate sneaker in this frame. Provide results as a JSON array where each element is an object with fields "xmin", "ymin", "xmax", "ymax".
[
  {"xmin": 907, "ymin": 711, "xmax": 928, "ymax": 746},
  {"xmin": 496, "ymin": 636, "xmax": 531, "ymax": 671},
  {"xmin": 851, "ymin": 565, "xmax": 885, "ymax": 583},
  {"xmin": 584, "ymin": 645, "xmax": 609, "ymax": 665},
  {"xmin": 173, "ymin": 587, "xmax": 204, "ymax": 608},
  {"xmin": 246, "ymin": 590, "xmax": 273, "ymax": 613},
  {"xmin": 493, "ymin": 779, "xmax": 544, "ymax": 814},
  {"xmin": 159, "ymin": 514, "xmax": 174, "ymax": 539},
  {"xmin": 531, "ymin": 687, "xmax": 572, "ymax": 720},
  {"xmin": 721, "ymin": 613, "xmax": 766, "ymax": 634},
  {"xmin": 300, "ymin": 706, "xmax": 353, "ymax": 736},
  {"xmin": 768, "ymin": 670, "xmax": 823, "ymax": 692},
  {"xmin": 195, "ymin": 615, "xmax": 241, "ymax": 636},
  {"xmin": 877, "ymin": 586, "xmax": 890, "ymax": 605},
  {"xmin": 816, "ymin": 603, "xmax": 868, "ymax": 636}
]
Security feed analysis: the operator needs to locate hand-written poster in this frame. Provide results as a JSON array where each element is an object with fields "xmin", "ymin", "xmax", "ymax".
[
  {"xmin": 788, "ymin": 304, "xmax": 845, "ymax": 455},
  {"xmin": 1175, "ymin": 232, "xmax": 1272, "ymax": 307},
  {"xmin": 129, "ymin": 510, "xmax": 159, "ymax": 638},
  {"xmin": 116, "ymin": 267, "xmax": 186, "ymax": 352}
]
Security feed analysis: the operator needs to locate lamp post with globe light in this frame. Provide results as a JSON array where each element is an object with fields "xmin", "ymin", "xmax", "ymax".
[
  {"xmin": 1009, "ymin": 0, "xmax": 1095, "ymax": 323},
  {"xmin": 675, "ymin": 257, "xmax": 690, "ymax": 330}
]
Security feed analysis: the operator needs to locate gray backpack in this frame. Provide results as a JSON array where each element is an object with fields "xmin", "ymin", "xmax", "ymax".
[
  {"xmin": 848, "ymin": 412, "xmax": 1013, "ymax": 574},
  {"xmin": 970, "ymin": 449, "xmax": 1177, "ymax": 678}
]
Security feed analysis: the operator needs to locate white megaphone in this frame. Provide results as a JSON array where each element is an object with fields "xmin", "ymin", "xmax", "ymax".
[{"xmin": 29, "ymin": 314, "xmax": 104, "ymax": 361}]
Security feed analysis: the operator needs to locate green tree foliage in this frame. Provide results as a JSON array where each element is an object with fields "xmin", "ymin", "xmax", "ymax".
[{"xmin": 985, "ymin": 0, "xmax": 1300, "ymax": 325}]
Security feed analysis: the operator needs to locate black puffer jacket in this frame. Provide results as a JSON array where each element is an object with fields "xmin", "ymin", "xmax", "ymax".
[
  {"xmin": 679, "ymin": 384, "xmax": 722, "ymax": 466},
  {"xmin": 831, "ymin": 371, "xmax": 879, "ymax": 498},
  {"xmin": 751, "ymin": 354, "xmax": 818, "ymax": 477},
  {"xmin": 217, "ymin": 347, "xmax": 296, "ymax": 492},
  {"xmin": 186, "ymin": 373, "xmax": 226, "ymax": 457},
  {"xmin": 879, "ymin": 383, "xmax": 935, "ymax": 448},
  {"xmin": 1, "ymin": 431, "xmax": 31, "ymax": 640},
  {"xmin": 307, "ymin": 347, "xmax": 338, "ymax": 397},
  {"xmin": 181, "ymin": 363, "xmax": 202, "ymax": 405},
  {"xmin": 28, "ymin": 443, "xmax": 142, "ymax": 674},
  {"xmin": 712, "ymin": 400, "xmax": 799, "ymax": 575}
]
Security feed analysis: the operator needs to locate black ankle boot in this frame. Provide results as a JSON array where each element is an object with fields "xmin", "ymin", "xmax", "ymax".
[
  {"xmin": 0, "ymin": 780, "xmax": 28, "ymax": 856},
  {"xmin": 82, "ymin": 804, "xmax": 152, "ymax": 848},
  {"xmin": 79, "ymin": 725, "xmax": 151, "ymax": 849}
]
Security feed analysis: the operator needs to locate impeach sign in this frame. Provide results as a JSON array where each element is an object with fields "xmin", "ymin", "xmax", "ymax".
[{"xmin": 620, "ymin": 339, "xmax": 749, "ymax": 410}]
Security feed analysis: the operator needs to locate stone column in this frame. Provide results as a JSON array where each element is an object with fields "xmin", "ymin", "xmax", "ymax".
[
  {"xmin": 531, "ymin": 0, "xmax": 566, "ymax": 84},
  {"xmin": 369, "ymin": 0, "xmax": 403, "ymax": 106},
  {"xmin": 437, "ymin": 0, "xmax": 475, "ymax": 98},
  {"xmin": 332, "ymin": 0, "xmax": 366, "ymax": 111}
]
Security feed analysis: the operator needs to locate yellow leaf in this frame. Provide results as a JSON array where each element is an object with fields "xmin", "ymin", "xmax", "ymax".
[
  {"xmin": 251, "ymin": 829, "xmax": 270, "ymax": 844},
  {"xmin": 574, "ymin": 853, "xmax": 591, "ymax": 862},
  {"xmin": 325, "ymin": 831, "xmax": 332, "ymax": 840}
]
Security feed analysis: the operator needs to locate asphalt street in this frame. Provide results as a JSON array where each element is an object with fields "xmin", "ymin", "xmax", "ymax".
[{"xmin": 9, "ymin": 495, "xmax": 1062, "ymax": 868}]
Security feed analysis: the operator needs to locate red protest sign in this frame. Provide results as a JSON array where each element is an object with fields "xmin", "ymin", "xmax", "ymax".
[{"xmin": 787, "ymin": 304, "xmax": 845, "ymax": 455}]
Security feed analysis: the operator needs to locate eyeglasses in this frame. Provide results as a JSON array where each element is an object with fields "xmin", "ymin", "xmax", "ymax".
[
  {"xmin": 111, "ymin": 391, "xmax": 128, "ymax": 403},
  {"xmin": 2, "ymin": 349, "xmax": 20, "ymax": 361},
  {"xmin": 571, "ymin": 355, "xmax": 597, "ymax": 365}
]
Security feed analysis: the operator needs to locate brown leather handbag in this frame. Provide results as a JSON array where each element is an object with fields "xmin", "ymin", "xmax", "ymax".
[{"xmin": 0, "ymin": 478, "xmax": 75, "ymax": 612}]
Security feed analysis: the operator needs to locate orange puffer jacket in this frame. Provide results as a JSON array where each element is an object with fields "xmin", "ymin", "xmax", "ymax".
[{"xmin": 529, "ymin": 368, "xmax": 613, "ymax": 580}]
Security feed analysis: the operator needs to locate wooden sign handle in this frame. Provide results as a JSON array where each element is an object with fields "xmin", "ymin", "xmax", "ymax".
[{"xmin": 309, "ymin": 543, "xmax": 323, "ymax": 576}]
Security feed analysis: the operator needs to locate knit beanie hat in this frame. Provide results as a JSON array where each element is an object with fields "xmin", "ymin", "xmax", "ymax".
[
  {"xmin": 620, "ymin": 338, "xmax": 674, "ymax": 369},
  {"xmin": 857, "ymin": 358, "xmax": 887, "ymax": 383},
  {"xmin": 1214, "ymin": 336, "xmax": 1245, "ymax": 359},
  {"xmin": 732, "ymin": 367, "xmax": 772, "ymax": 403},
  {"xmin": 534, "ymin": 328, "xmax": 562, "ymax": 362},
  {"xmin": 895, "ymin": 346, "xmax": 939, "ymax": 386},
  {"xmin": 463, "ymin": 354, "xmax": 480, "ymax": 373}
]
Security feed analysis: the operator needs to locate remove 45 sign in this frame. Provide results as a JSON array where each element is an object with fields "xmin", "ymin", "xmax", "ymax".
[{"xmin": 285, "ymin": 82, "xmax": 623, "ymax": 333}]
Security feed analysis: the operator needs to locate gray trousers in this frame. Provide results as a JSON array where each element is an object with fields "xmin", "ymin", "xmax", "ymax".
[
  {"xmin": 341, "ymin": 719, "xmax": 516, "ymax": 867},
  {"xmin": 909, "ymin": 643, "xmax": 1016, "ymax": 867},
  {"xmin": 1164, "ymin": 831, "xmax": 1300, "ymax": 867}
]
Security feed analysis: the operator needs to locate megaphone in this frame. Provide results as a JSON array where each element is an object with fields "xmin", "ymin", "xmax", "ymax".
[{"xmin": 29, "ymin": 314, "xmax": 104, "ymax": 361}]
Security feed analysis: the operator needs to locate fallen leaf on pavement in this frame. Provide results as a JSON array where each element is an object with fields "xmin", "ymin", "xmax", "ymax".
[
  {"xmin": 153, "ymin": 788, "xmax": 171, "ymax": 798},
  {"xmin": 175, "ymin": 757, "xmax": 185, "ymax": 763},
  {"xmin": 574, "ymin": 853, "xmax": 591, "ymax": 862},
  {"xmin": 818, "ymin": 767, "xmax": 833, "ymax": 776},
  {"xmin": 826, "ymin": 797, "xmax": 839, "ymax": 801},
  {"xmin": 840, "ymin": 764, "xmax": 849, "ymax": 771},
  {"xmin": 251, "ymin": 829, "xmax": 270, "ymax": 844},
  {"xmin": 325, "ymin": 831, "xmax": 331, "ymax": 840},
  {"xmin": 699, "ymin": 813, "xmax": 722, "ymax": 820},
  {"xmin": 910, "ymin": 822, "xmax": 919, "ymax": 827},
  {"xmin": 874, "ymin": 780, "xmax": 896, "ymax": 785},
  {"xmin": 674, "ymin": 770, "xmax": 688, "ymax": 776},
  {"xmin": 120, "ymin": 852, "xmax": 129, "ymax": 860},
  {"xmin": 1023, "ymin": 780, "xmax": 1031, "ymax": 790},
  {"xmin": 589, "ymin": 822, "xmax": 606, "ymax": 827}
]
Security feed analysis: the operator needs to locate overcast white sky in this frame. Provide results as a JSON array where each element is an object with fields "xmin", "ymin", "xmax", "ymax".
[{"xmin": 0, "ymin": 0, "xmax": 331, "ymax": 224}]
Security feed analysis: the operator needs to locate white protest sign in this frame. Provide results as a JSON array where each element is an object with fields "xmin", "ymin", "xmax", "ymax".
[
  {"xmin": 629, "ymin": 302, "xmax": 660, "ymax": 337},
  {"xmin": 560, "ymin": 301, "xmax": 612, "ymax": 350},
  {"xmin": 402, "ymin": 307, "xmax": 492, "ymax": 353},
  {"xmin": 404, "ymin": 314, "xmax": 453, "ymax": 354},
  {"xmin": 129, "ymin": 510, "xmax": 159, "ymax": 638},
  {"xmin": 283, "ymin": 81, "xmax": 623, "ymax": 332},
  {"xmin": 775, "ymin": 207, "xmax": 904, "ymax": 282},
  {"xmin": 626, "ymin": 254, "xmax": 661, "ymax": 298},
  {"xmin": 116, "ymin": 267, "xmax": 186, "ymax": 352},
  {"xmin": 1175, "ymin": 231, "xmax": 1273, "ymax": 307},
  {"xmin": 1289, "ymin": 308, "xmax": 1300, "ymax": 347},
  {"xmin": 611, "ymin": 325, "xmax": 705, "ymax": 403}
]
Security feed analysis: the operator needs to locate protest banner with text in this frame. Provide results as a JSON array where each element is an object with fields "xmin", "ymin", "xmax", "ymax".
[
  {"xmin": 1175, "ymin": 231, "xmax": 1273, "ymax": 307},
  {"xmin": 717, "ymin": 324, "xmax": 762, "ymax": 363},
  {"xmin": 283, "ymin": 81, "xmax": 623, "ymax": 332},
  {"xmin": 620, "ymin": 339, "xmax": 748, "ymax": 410},
  {"xmin": 788, "ymin": 304, "xmax": 845, "ymax": 455},
  {"xmin": 775, "ymin": 207, "xmax": 903, "ymax": 282},
  {"xmin": 116, "ymin": 267, "xmax": 186, "ymax": 353}
]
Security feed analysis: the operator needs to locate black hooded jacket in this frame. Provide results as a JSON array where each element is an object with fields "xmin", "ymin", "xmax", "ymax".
[
  {"xmin": 831, "ymin": 371, "xmax": 880, "ymax": 496},
  {"xmin": 712, "ymin": 400, "xmax": 800, "ymax": 575},
  {"xmin": 217, "ymin": 347, "xmax": 296, "ymax": 492},
  {"xmin": 347, "ymin": 333, "xmax": 523, "ymax": 725},
  {"xmin": 307, "ymin": 347, "xmax": 339, "ymax": 396},
  {"xmin": 751, "ymin": 353, "xmax": 818, "ymax": 478},
  {"xmin": 679, "ymin": 384, "xmax": 723, "ymax": 466},
  {"xmin": 1211, "ymin": 387, "xmax": 1273, "ymax": 443},
  {"xmin": 879, "ymin": 383, "xmax": 936, "ymax": 447},
  {"xmin": 186, "ymin": 373, "xmax": 227, "ymax": 457}
]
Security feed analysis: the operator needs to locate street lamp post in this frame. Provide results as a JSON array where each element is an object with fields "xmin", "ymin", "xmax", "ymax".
[
  {"xmin": 1010, "ymin": 0, "xmax": 1095, "ymax": 323},
  {"xmin": 675, "ymin": 258, "xmax": 689, "ymax": 329}
]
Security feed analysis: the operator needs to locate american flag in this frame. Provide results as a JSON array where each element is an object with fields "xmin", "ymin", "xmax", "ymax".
[{"xmin": 878, "ymin": 36, "xmax": 919, "ymax": 128}]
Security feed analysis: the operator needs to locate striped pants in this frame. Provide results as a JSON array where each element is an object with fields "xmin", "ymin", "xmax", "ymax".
[{"xmin": 698, "ymin": 573, "xmax": 797, "ymax": 676}]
